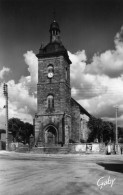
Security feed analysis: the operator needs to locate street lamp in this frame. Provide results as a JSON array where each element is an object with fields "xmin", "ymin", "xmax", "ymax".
[
  {"xmin": 114, "ymin": 105, "xmax": 118, "ymax": 154},
  {"xmin": 3, "ymin": 83, "xmax": 9, "ymax": 151}
]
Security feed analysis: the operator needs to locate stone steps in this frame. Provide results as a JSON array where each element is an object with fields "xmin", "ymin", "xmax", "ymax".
[
  {"xmin": 31, "ymin": 146, "xmax": 69, "ymax": 154},
  {"xmin": 15, "ymin": 146, "xmax": 29, "ymax": 153}
]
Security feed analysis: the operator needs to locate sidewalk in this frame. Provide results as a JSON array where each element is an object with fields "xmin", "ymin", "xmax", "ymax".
[{"xmin": 0, "ymin": 150, "xmax": 123, "ymax": 160}]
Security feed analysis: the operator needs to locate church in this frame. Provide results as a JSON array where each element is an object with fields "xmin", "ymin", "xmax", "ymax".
[{"xmin": 34, "ymin": 20, "xmax": 91, "ymax": 147}]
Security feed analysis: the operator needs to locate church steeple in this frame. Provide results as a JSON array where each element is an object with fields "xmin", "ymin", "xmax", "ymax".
[
  {"xmin": 49, "ymin": 20, "xmax": 61, "ymax": 43},
  {"xmin": 37, "ymin": 19, "xmax": 71, "ymax": 64}
]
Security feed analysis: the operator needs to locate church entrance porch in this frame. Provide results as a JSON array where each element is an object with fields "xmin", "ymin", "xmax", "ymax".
[{"xmin": 45, "ymin": 125, "xmax": 58, "ymax": 146}]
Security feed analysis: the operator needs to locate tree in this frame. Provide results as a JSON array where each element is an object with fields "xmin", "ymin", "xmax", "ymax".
[
  {"xmin": 118, "ymin": 127, "xmax": 123, "ymax": 138},
  {"xmin": 23, "ymin": 122, "xmax": 34, "ymax": 144},
  {"xmin": 87, "ymin": 116, "xmax": 103, "ymax": 142},
  {"xmin": 8, "ymin": 118, "xmax": 34, "ymax": 144},
  {"xmin": 102, "ymin": 121, "xmax": 115, "ymax": 143},
  {"xmin": 9, "ymin": 118, "xmax": 24, "ymax": 142},
  {"xmin": 87, "ymin": 116, "xmax": 115, "ymax": 143}
]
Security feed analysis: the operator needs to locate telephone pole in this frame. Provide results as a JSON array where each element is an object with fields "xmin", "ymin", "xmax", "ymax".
[
  {"xmin": 114, "ymin": 105, "xmax": 118, "ymax": 154},
  {"xmin": 3, "ymin": 83, "xmax": 9, "ymax": 151}
]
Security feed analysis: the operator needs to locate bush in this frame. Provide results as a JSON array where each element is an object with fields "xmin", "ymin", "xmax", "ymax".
[
  {"xmin": 80, "ymin": 139, "xmax": 85, "ymax": 143},
  {"xmin": 69, "ymin": 139, "xmax": 75, "ymax": 143},
  {"xmin": 58, "ymin": 141, "xmax": 63, "ymax": 146},
  {"xmin": 1, "ymin": 141, "xmax": 6, "ymax": 150},
  {"xmin": 118, "ymin": 137, "xmax": 123, "ymax": 143}
]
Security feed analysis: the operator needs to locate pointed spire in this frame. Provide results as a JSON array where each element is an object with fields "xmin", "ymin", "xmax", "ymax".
[
  {"xmin": 40, "ymin": 42, "xmax": 44, "ymax": 49},
  {"xmin": 49, "ymin": 12, "xmax": 61, "ymax": 43},
  {"xmin": 53, "ymin": 8, "xmax": 56, "ymax": 21}
]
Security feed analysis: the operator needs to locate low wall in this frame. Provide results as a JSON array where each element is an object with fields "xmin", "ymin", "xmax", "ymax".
[
  {"xmin": 7, "ymin": 142, "xmax": 123, "ymax": 154},
  {"xmin": 31, "ymin": 146, "xmax": 69, "ymax": 154},
  {"xmin": 9, "ymin": 142, "xmax": 29, "ymax": 153},
  {"xmin": 69, "ymin": 143, "xmax": 101, "ymax": 154},
  {"xmin": 69, "ymin": 143, "xmax": 123, "ymax": 154}
]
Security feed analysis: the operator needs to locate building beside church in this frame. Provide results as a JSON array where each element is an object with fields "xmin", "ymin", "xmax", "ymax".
[{"xmin": 35, "ymin": 20, "xmax": 91, "ymax": 147}]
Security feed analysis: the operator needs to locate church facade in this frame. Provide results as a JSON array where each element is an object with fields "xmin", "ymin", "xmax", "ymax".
[{"xmin": 35, "ymin": 20, "xmax": 91, "ymax": 147}]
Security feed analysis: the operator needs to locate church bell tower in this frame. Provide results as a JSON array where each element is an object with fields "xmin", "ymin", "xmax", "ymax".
[{"xmin": 35, "ymin": 20, "xmax": 72, "ymax": 147}]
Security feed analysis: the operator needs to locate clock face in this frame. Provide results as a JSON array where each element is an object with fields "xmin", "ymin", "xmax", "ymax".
[{"xmin": 48, "ymin": 72, "xmax": 53, "ymax": 78}]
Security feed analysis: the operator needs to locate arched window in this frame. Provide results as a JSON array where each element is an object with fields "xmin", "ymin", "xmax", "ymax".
[
  {"xmin": 47, "ymin": 95, "xmax": 54, "ymax": 109},
  {"xmin": 48, "ymin": 64, "xmax": 54, "ymax": 73}
]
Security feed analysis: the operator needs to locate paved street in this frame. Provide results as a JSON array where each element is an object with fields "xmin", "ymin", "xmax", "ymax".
[{"xmin": 0, "ymin": 151, "xmax": 123, "ymax": 195}]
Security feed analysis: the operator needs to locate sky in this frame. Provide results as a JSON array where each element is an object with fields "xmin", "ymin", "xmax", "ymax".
[{"xmin": 0, "ymin": 0, "xmax": 123, "ymax": 128}]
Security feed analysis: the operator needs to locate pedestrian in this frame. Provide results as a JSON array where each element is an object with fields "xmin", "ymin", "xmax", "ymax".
[
  {"xmin": 107, "ymin": 144, "xmax": 111, "ymax": 155},
  {"xmin": 120, "ymin": 145, "xmax": 123, "ymax": 155}
]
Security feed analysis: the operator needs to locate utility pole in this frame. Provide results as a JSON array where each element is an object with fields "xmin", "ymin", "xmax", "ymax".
[
  {"xmin": 114, "ymin": 105, "xmax": 118, "ymax": 154},
  {"xmin": 3, "ymin": 83, "xmax": 9, "ymax": 151}
]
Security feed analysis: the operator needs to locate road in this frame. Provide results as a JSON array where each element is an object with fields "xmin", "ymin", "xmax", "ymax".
[{"xmin": 0, "ymin": 151, "xmax": 123, "ymax": 195}]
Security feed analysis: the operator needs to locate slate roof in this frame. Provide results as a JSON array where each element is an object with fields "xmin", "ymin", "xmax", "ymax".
[{"xmin": 71, "ymin": 98, "xmax": 91, "ymax": 118}]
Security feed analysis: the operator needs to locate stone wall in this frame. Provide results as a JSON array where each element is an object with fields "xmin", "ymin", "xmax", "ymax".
[
  {"xmin": 1, "ymin": 133, "xmax": 6, "ymax": 141},
  {"xmin": 69, "ymin": 143, "xmax": 100, "ymax": 153},
  {"xmin": 36, "ymin": 55, "xmax": 71, "ymax": 146},
  {"xmin": 8, "ymin": 142, "xmax": 29, "ymax": 152},
  {"xmin": 64, "ymin": 114, "xmax": 71, "ymax": 144},
  {"xmin": 35, "ymin": 114, "xmax": 64, "ymax": 146},
  {"xmin": 37, "ymin": 56, "xmax": 71, "ymax": 116},
  {"xmin": 71, "ymin": 99, "xmax": 80, "ymax": 142},
  {"xmin": 69, "ymin": 143, "xmax": 123, "ymax": 154},
  {"xmin": 80, "ymin": 115, "xmax": 90, "ymax": 142}
]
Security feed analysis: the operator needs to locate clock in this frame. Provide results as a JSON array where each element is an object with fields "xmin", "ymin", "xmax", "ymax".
[{"xmin": 48, "ymin": 72, "xmax": 53, "ymax": 78}]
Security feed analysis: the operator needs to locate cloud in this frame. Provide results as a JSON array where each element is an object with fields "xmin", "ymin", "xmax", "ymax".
[
  {"xmin": 1, "ymin": 26, "xmax": 123, "ymax": 128},
  {"xmin": 23, "ymin": 50, "xmax": 38, "ymax": 85},
  {"xmin": 68, "ymin": 26, "xmax": 123, "ymax": 125},
  {"xmin": 86, "ymin": 26, "xmax": 123, "ymax": 78},
  {"xmin": 23, "ymin": 50, "xmax": 38, "ymax": 95},
  {"xmin": 69, "ymin": 50, "xmax": 86, "ymax": 81},
  {"xmin": 0, "ymin": 66, "xmax": 10, "ymax": 80},
  {"xmin": 69, "ymin": 51, "xmax": 108, "ymax": 100},
  {"xmin": 0, "ymin": 51, "xmax": 37, "ymax": 128},
  {"xmin": 7, "ymin": 51, "xmax": 38, "ymax": 122},
  {"xmin": 8, "ymin": 79, "xmax": 37, "ymax": 116},
  {"xmin": 0, "ymin": 78, "xmax": 36, "ymax": 127}
]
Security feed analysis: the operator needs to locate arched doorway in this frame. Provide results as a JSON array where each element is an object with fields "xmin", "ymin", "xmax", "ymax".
[{"xmin": 45, "ymin": 125, "xmax": 57, "ymax": 145}]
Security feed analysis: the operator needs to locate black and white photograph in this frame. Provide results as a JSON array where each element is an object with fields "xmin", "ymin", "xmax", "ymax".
[{"xmin": 0, "ymin": 0, "xmax": 123, "ymax": 194}]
